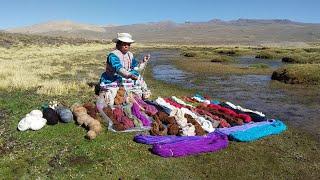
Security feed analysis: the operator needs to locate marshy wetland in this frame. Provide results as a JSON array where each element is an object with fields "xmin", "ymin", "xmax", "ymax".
[
  {"xmin": 146, "ymin": 48, "xmax": 320, "ymax": 139},
  {"xmin": 0, "ymin": 33, "xmax": 319, "ymax": 178}
]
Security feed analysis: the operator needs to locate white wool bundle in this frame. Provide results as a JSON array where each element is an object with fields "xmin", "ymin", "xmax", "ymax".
[{"xmin": 18, "ymin": 110, "xmax": 47, "ymax": 131}]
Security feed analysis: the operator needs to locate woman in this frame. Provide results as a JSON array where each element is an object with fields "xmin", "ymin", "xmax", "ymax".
[
  {"xmin": 98, "ymin": 33, "xmax": 151, "ymax": 102},
  {"xmin": 100, "ymin": 33, "xmax": 150, "ymax": 87}
]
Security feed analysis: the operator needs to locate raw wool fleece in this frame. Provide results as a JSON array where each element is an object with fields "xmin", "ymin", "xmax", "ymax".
[
  {"xmin": 18, "ymin": 110, "xmax": 47, "ymax": 131},
  {"xmin": 56, "ymin": 106, "xmax": 73, "ymax": 123},
  {"xmin": 72, "ymin": 104, "xmax": 102, "ymax": 140},
  {"xmin": 43, "ymin": 107, "xmax": 60, "ymax": 125}
]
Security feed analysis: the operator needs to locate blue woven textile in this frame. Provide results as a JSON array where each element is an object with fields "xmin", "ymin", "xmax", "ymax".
[{"xmin": 229, "ymin": 120, "xmax": 287, "ymax": 142}]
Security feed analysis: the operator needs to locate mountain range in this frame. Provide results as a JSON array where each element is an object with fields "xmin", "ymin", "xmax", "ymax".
[{"xmin": 6, "ymin": 19, "xmax": 320, "ymax": 45}]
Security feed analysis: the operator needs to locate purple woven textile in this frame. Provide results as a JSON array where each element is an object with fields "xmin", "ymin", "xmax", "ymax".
[
  {"xmin": 217, "ymin": 120, "xmax": 275, "ymax": 135},
  {"xmin": 134, "ymin": 96, "xmax": 158, "ymax": 115},
  {"xmin": 152, "ymin": 132, "xmax": 228, "ymax": 158},
  {"xmin": 131, "ymin": 102, "xmax": 151, "ymax": 126}
]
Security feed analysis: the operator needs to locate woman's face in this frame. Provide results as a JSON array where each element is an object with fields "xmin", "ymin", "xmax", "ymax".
[{"xmin": 118, "ymin": 42, "xmax": 131, "ymax": 54}]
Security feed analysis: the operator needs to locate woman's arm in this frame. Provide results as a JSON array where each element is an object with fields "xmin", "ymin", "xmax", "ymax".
[
  {"xmin": 132, "ymin": 54, "xmax": 150, "ymax": 72},
  {"xmin": 108, "ymin": 53, "xmax": 138, "ymax": 80}
]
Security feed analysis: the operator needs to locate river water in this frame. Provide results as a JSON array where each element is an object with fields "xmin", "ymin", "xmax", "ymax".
[{"xmin": 138, "ymin": 49, "xmax": 320, "ymax": 140}]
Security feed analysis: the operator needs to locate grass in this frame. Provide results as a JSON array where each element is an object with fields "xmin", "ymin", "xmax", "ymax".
[
  {"xmin": 272, "ymin": 64, "xmax": 320, "ymax": 85},
  {"xmin": 0, "ymin": 36, "xmax": 319, "ymax": 178},
  {"xmin": 281, "ymin": 53, "xmax": 320, "ymax": 64},
  {"xmin": 0, "ymin": 32, "xmax": 110, "ymax": 48},
  {"xmin": 173, "ymin": 58, "xmax": 273, "ymax": 75},
  {"xmin": 176, "ymin": 46, "xmax": 320, "ymax": 84}
]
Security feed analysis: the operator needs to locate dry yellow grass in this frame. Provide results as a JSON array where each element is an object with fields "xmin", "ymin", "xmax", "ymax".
[{"xmin": 0, "ymin": 43, "xmax": 113, "ymax": 95}]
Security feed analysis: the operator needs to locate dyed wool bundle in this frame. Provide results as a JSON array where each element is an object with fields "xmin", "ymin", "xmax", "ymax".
[
  {"xmin": 197, "ymin": 105, "xmax": 242, "ymax": 126},
  {"xmin": 113, "ymin": 107, "xmax": 135, "ymax": 130},
  {"xmin": 131, "ymin": 102, "xmax": 152, "ymax": 126},
  {"xmin": 102, "ymin": 106, "xmax": 125, "ymax": 131},
  {"xmin": 152, "ymin": 132, "xmax": 228, "ymax": 158},
  {"xmin": 217, "ymin": 120, "xmax": 275, "ymax": 135},
  {"xmin": 150, "ymin": 115, "xmax": 168, "ymax": 136},
  {"xmin": 164, "ymin": 98, "xmax": 184, "ymax": 109},
  {"xmin": 171, "ymin": 96, "xmax": 194, "ymax": 107},
  {"xmin": 72, "ymin": 104, "xmax": 102, "ymax": 140},
  {"xmin": 225, "ymin": 101, "xmax": 265, "ymax": 117},
  {"xmin": 56, "ymin": 106, "xmax": 73, "ymax": 123},
  {"xmin": 114, "ymin": 87, "xmax": 126, "ymax": 105},
  {"xmin": 83, "ymin": 102, "xmax": 98, "ymax": 119},
  {"xmin": 207, "ymin": 104, "xmax": 251, "ymax": 123},
  {"xmin": 173, "ymin": 109, "xmax": 196, "ymax": 136},
  {"xmin": 122, "ymin": 104, "xmax": 143, "ymax": 127},
  {"xmin": 155, "ymin": 111, "xmax": 179, "ymax": 135},
  {"xmin": 228, "ymin": 120, "xmax": 287, "ymax": 142},
  {"xmin": 167, "ymin": 123, "xmax": 180, "ymax": 135},
  {"xmin": 185, "ymin": 114, "xmax": 206, "ymax": 136},
  {"xmin": 134, "ymin": 96, "xmax": 158, "ymax": 115},
  {"xmin": 134, "ymin": 133, "xmax": 214, "ymax": 145},
  {"xmin": 220, "ymin": 102, "xmax": 267, "ymax": 122},
  {"xmin": 144, "ymin": 100, "xmax": 172, "ymax": 115},
  {"xmin": 157, "ymin": 111, "xmax": 175, "ymax": 124},
  {"xmin": 43, "ymin": 107, "xmax": 60, "ymax": 125}
]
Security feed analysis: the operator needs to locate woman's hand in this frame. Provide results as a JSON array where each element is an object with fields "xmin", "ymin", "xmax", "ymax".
[
  {"xmin": 128, "ymin": 74, "xmax": 138, "ymax": 80},
  {"xmin": 143, "ymin": 54, "xmax": 151, "ymax": 62}
]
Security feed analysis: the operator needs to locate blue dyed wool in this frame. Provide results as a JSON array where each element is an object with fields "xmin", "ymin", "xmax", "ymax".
[{"xmin": 229, "ymin": 120, "xmax": 287, "ymax": 142}]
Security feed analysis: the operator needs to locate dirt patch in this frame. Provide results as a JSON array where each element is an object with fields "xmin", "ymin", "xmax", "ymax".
[
  {"xmin": 48, "ymin": 148, "xmax": 69, "ymax": 168},
  {"xmin": 0, "ymin": 110, "xmax": 5, "ymax": 119},
  {"xmin": 67, "ymin": 155, "xmax": 94, "ymax": 166},
  {"xmin": 0, "ymin": 137, "xmax": 17, "ymax": 156}
]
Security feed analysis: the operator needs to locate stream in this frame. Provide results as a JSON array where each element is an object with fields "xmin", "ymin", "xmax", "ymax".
[{"xmin": 138, "ymin": 49, "xmax": 320, "ymax": 140}]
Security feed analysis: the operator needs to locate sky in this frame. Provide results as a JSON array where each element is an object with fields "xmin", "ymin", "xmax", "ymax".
[{"xmin": 0, "ymin": 0, "xmax": 319, "ymax": 29}]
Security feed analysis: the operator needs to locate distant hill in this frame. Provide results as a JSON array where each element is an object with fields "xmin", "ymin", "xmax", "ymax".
[
  {"xmin": 0, "ymin": 31, "xmax": 109, "ymax": 48},
  {"xmin": 5, "ymin": 19, "xmax": 320, "ymax": 45}
]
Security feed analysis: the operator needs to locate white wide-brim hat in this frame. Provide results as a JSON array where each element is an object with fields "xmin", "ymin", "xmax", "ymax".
[{"xmin": 112, "ymin": 33, "xmax": 135, "ymax": 43}]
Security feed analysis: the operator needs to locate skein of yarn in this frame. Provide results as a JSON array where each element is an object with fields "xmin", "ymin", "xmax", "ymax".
[{"xmin": 43, "ymin": 107, "xmax": 59, "ymax": 125}]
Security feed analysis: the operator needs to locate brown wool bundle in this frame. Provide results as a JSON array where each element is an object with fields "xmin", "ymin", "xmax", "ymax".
[
  {"xmin": 185, "ymin": 114, "xmax": 206, "ymax": 136},
  {"xmin": 167, "ymin": 123, "xmax": 180, "ymax": 135},
  {"xmin": 150, "ymin": 111, "xmax": 183, "ymax": 136},
  {"xmin": 83, "ymin": 102, "xmax": 98, "ymax": 119},
  {"xmin": 150, "ymin": 120, "xmax": 168, "ymax": 136},
  {"xmin": 114, "ymin": 87, "xmax": 126, "ymax": 105},
  {"xmin": 72, "ymin": 104, "xmax": 102, "ymax": 140},
  {"xmin": 157, "ymin": 111, "xmax": 175, "ymax": 124}
]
